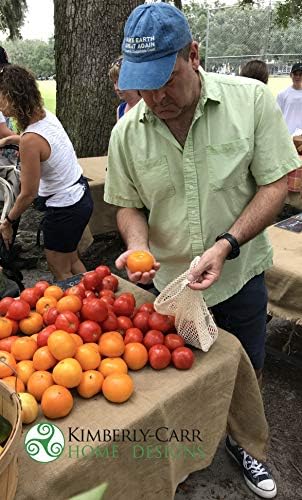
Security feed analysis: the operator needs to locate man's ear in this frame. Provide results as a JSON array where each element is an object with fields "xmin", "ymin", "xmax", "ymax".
[{"xmin": 190, "ymin": 42, "xmax": 200, "ymax": 71}]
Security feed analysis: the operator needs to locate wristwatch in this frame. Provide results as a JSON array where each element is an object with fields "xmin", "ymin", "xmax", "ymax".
[
  {"xmin": 5, "ymin": 214, "xmax": 14, "ymax": 224},
  {"xmin": 215, "ymin": 232, "xmax": 240, "ymax": 260}
]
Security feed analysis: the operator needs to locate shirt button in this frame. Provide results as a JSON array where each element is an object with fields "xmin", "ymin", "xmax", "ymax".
[{"xmin": 188, "ymin": 185, "xmax": 194, "ymax": 190}]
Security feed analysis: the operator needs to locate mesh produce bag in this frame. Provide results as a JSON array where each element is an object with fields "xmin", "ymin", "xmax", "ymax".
[{"xmin": 154, "ymin": 257, "xmax": 218, "ymax": 351}]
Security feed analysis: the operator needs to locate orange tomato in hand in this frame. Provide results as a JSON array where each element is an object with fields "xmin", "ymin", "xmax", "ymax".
[{"xmin": 126, "ymin": 251, "xmax": 154, "ymax": 273}]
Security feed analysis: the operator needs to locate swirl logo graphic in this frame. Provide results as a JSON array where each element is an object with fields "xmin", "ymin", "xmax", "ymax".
[{"xmin": 24, "ymin": 422, "xmax": 65, "ymax": 463}]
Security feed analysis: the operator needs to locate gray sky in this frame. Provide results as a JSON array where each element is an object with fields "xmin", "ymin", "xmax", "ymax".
[{"xmin": 21, "ymin": 0, "xmax": 54, "ymax": 40}]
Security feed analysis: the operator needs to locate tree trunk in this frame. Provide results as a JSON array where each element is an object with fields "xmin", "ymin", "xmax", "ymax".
[{"xmin": 54, "ymin": 0, "xmax": 144, "ymax": 157}]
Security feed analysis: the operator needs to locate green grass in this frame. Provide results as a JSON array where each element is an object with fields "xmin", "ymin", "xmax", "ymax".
[
  {"xmin": 38, "ymin": 80, "xmax": 56, "ymax": 113},
  {"xmin": 37, "ymin": 76, "xmax": 290, "ymax": 115}
]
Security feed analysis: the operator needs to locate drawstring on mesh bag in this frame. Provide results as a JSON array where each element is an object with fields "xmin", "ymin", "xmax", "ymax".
[{"xmin": 154, "ymin": 256, "xmax": 218, "ymax": 351}]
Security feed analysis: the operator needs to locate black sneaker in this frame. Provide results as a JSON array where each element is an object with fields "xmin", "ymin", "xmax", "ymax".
[{"xmin": 225, "ymin": 436, "xmax": 277, "ymax": 499}]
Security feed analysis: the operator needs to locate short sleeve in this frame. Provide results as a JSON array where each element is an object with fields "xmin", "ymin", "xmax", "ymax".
[
  {"xmin": 0, "ymin": 112, "xmax": 6, "ymax": 124},
  {"xmin": 250, "ymin": 85, "xmax": 301, "ymax": 185},
  {"xmin": 104, "ymin": 127, "xmax": 144, "ymax": 209}
]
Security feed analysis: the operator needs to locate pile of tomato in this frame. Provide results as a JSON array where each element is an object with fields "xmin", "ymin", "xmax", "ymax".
[{"xmin": 0, "ymin": 265, "xmax": 195, "ymax": 422}]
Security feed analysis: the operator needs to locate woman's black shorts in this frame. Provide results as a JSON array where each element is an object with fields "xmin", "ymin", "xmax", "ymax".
[{"xmin": 42, "ymin": 180, "xmax": 93, "ymax": 253}]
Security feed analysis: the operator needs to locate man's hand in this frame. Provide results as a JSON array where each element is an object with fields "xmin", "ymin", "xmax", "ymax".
[
  {"xmin": 0, "ymin": 220, "xmax": 13, "ymax": 250},
  {"xmin": 187, "ymin": 240, "xmax": 231, "ymax": 290},
  {"xmin": 116, "ymin": 249, "xmax": 160, "ymax": 285}
]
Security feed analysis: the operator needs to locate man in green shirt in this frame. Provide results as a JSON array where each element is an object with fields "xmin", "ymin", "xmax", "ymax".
[{"xmin": 104, "ymin": 4, "xmax": 300, "ymax": 498}]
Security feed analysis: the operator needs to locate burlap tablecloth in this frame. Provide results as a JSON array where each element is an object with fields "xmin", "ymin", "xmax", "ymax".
[
  {"xmin": 266, "ymin": 225, "xmax": 302, "ymax": 324},
  {"xmin": 15, "ymin": 279, "xmax": 268, "ymax": 500}
]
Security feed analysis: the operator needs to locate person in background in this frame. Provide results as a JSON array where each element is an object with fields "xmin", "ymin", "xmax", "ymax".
[
  {"xmin": 108, "ymin": 56, "xmax": 141, "ymax": 120},
  {"xmin": 0, "ymin": 64, "xmax": 93, "ymax": 281},
  {"xmin": 277, "ymin": 63, "xmax": 302, "ymax": 134},
  {"xmin": 240, "ymin": 59, "xmax": 269, "ymax": 84},
  {"xmin": 105, "ymin": 4, "xmax": 301, "ymax": 498},
  {"xmin": 0, "ymin": 46, "xmax": 19, "ymax": 163}
]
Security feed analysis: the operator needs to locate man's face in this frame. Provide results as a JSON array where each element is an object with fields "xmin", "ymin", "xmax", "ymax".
[
  {"xmin": 291, "ymin": 70, "xmax": 302, "ymax": 89},
  {"xmin": 140, "ymin": 43, "xmax": 200, "ymax": 120}
]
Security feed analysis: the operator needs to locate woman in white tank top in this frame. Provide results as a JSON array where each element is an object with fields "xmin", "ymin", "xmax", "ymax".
[{"xmin": 0, "ymin": 65, "xmax": 93, "ymax": 280}]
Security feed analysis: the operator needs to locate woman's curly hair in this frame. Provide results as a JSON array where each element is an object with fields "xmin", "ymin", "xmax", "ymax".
[{"xmin": 0, "ymin": 64, "xmax": 44, "ymax": 131}]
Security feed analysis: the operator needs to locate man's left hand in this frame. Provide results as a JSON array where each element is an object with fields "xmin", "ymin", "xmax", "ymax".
[
  {"xmin": 0, "ymin": 221, "xmax": 13, "ymax": 250},
  {"xmin": 187, "ymin": 240, "xmax": 231, "ymax": 290}
]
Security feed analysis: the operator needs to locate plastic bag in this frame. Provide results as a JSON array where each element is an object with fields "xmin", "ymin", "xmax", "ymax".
[{"xmin": 154, "ymin": 257, "xmax": 218, "ymax": 351}]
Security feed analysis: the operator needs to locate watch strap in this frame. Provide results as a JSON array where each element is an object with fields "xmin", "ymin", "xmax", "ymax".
[{"xmin": 215, "ymin": 232, "xmax": 240, "ymax": 260}]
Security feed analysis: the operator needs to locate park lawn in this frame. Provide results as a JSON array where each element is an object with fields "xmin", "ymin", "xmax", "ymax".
[
  {"xmin": 38, "ymin": 80, "xmax": 56, "ymax": 113},
  {"xmin": 37, "ymin": 76, "xmax": 291, "ymax": 115}
]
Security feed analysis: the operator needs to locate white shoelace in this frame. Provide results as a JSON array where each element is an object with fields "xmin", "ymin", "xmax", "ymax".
[{"xmin": 240, "ymin": 449, "xmax": 268, "ymax": 478}]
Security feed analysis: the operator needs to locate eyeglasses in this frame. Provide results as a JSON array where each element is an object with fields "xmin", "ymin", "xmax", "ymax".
[{"xmin": 109, "ymin": 57, "xmax": 123, "ymax": 69}]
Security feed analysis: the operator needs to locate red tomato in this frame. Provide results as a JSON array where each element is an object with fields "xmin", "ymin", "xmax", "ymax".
[
  {"xmin": 81, "ymin": 298, "xmax": 108, "ymax": 323},
  {"xmin": 143, "ymin": 330, "xmax": 164, "ymax": 350},
  {"xmin": 171, "ymin": 347, "xmax": 195, "ymax": 370},
  {"xmin": 0, "ymin": 335, "xmax": 18, "ymax": 352},
  {"xmin": 148, "ymin": 344, "xmax": 171, "ymax": 370},
  {"xmin": 99, "ymin": 290, "xmax": 116, "ymax": 299},
  {"xmin": 113, "ymin": 297, "xmax": 134, "ymax": 317},
  {"xmin": 83, "ymin": 271, "xmax": 102, "ymax": 291},
  {"xmin": 164, "ymin": 333, "xmax": 185, "ymax": 351},
  {"xmin": 118, "ymin": 293, "xmax": 136, "ymax": 309},
  {"xmin": 78, "ymin": 320, "xmax": 102, "ymax": 343},
  {"xmin": 100, "ymin": 296, "xmax": 115, "ymax": 307},
  {"xmin": 148, "ymin": 312, "xmax": 173, "ymax": 333},
  {"xmin": 84, "ymin": 291, "xmax": 96, "ymax": 299},
  {"xmin": 0, "ymin": 297, "xmax": 14, "ymax": 316},
  {"xmin": 133, "ymin": 311, "xmax": 150, "ymax": 333},
  {"xmin": 34, "ymin": 280, "xmax": 50, "ymax": 295},
  {"xmin": 138, "ymin": 302, "xmax": 154, "ymax": 314},
  {"xmin": 101, "ymin": 312, "xmax": 119, "ymax": 332},
  {"xmin": 43, "ymin": 306, "xmax": 59, "ymax": 326},
  {"xmin": 65, "ymin": 285, "xmax": 86, "ymax": 299},
  {"xmin": 117, "ymin": 316, "xmax": 133, "ymax": 334},
  {"xmin": 124, "ymin": 328, "xmax": 144, "ymax": 344},
  {"xmin": 95, "ymin": 265, "xmax": 111, "ymax": 280},
  {"xmin": 20, "ymin": 288, "xmax": 40, "ymax": 308},
  {"xmin": 55, "ymin": 311, "xmax": 80, "ymax": 333},
  {"xmin": 6, "ymin": 299, "xmax": 30, "ymax": 321},
  {"xmin": 102, "ymin": 275, "xmax": 118, "ymax": 292},
  {"xmin": 37, "ymin": 325, "xmax": 57, "ymax": 347}
]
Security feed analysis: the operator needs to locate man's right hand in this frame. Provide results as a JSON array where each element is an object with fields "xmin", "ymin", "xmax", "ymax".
[{"xmin": 115, "ymin": 249, "xmax": 160, "ymax": 285}]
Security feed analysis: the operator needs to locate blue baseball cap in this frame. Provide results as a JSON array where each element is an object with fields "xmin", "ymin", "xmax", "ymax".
[{"xmin": 118, "ymin": 3, "xmax": 192, "ymax": 91}]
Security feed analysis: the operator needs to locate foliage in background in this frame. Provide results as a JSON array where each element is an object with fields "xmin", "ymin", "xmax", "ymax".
[
  {"xmin": 2, "ymin": 38, "xmax": 55, "ymax": 78},
  {"xmin": 240, "ymin": 0, "xmax": 302, "ymax": 28},
  {"xmin": 0, "ymin": 0, "xmax": 27, "ymax": 39}
]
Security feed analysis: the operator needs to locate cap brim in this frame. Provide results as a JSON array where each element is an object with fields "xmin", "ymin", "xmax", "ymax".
[{"xmin": 118, "ymin": 52, "xmax": 177, "ymax": 91}]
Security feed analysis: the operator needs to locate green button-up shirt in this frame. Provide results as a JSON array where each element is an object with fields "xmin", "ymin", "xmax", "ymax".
[{"xmin": 104, "ymin": 69, "xmax": 301, "ymax": 306}]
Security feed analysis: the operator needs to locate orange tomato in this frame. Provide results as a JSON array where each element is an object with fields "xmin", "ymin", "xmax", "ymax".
[
  {"xmin": 0, "ymin": 350, "xmax": 17, "ymax": 378},
  {"xmin": 0, "ymin": 317, "xmax": 13, "ymax": 339},
  {"xmin": 98, "ymin": 331, "xmax": 125, "ymax": 357},
  {"xmin": 2, "ymin": 375, "xmax": 25, "ymax": 392},
  {"xmin": 11, "ymin": 337, "xmax": 37, "ymax": 361},
  {"xmin": 57, "ymin": 295, "xmax": 82, "ymax": 313},
  {"xmin": 102, "ymin": 373, "xmax": 134, "ymax": 403},
  {"xmin": 44, "ymin": 285, "xmax": 64, "ymax": 301},
  {"xmin": 84, "ymin": 342, "xmax": 99, "ymax": 352},
  {"xmin": 19, "ymin": 311, "xmax": 43, "ymax": 335},
  {"xmin": 41, "ymin": 385, "xmax": 73, "ymax": 419},
  {"xmin": 99, "ymin": 357, "xmax": 128, "ymax": 377},
  {"xmin": 36, "ymin": 296, "xmax": 57, "ymax": 315},
  {"xmin": 47, "ymin": 330, "xmax": 76, "ymax": 360},
  {"xmin": 16, "ymin": 360, "xmax": 35, "ymax": 385},
  {"xmin": 74, "ymin": 344, "xmax": 101, "ymax": 371},
  {"xmin": 52, "ymin": 358, "xmax": 82, "ymax": 388},
  {"xmin": 126, "ymin": 251, "xmax": 154, "ymax": 273},
  {"xmin": 123, "ymin": 342, "xmax": 148, "ymax": 370},
  {"xmin": 32, "ymin": 346, "xmax": 57, "ymax": 371},
  {"xmin": 27, "ymin": 370, "xmax": 54, "ymax": 401},
  {"xmin": 77, "ymin": 370, "xmax": 104, "ymax": 398},
  {"xmin": 70, "ymin": 333, "xmax": 84, "ymax": 348}
]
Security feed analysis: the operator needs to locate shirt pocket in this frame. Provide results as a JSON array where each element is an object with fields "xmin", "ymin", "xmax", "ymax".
[
  {"xmin": 134, "ymin": 156, "xmax": 176, "ymax": 204},
  {"xmin": 206, "ymin": 138, "xmax": 253, "ymax": 191}
]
